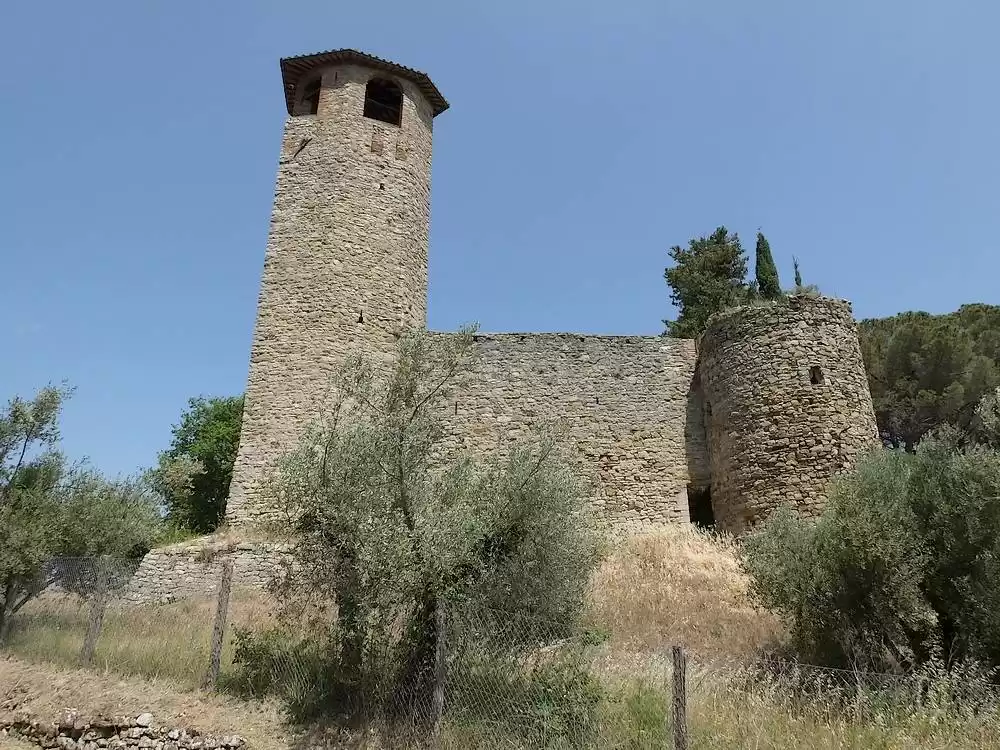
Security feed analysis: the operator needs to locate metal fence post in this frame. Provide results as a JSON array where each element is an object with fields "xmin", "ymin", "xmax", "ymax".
[
  {"xmin": 80, "ymin": 557, "xmax": 110, "ymax": 666},
  {"xmin": 672, "ymin": 644, "xmax": 688, "ymax": 750},
  {"xmin": 202, "ymin": 558, "xmax": 234, "ymax": 690}
]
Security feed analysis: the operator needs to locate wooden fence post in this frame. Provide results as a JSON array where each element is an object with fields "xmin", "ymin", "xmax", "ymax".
[
  {"xmin": 80, "ymin": 557, "xmax": 111, "ymax": 666},
  {"xmin": 430, "ymin": 598, "xmax": 447, "ymax": 738},
  {"xmin": 202, "ymin": 558, "xmax": 234, "ymax": 690},
  {"xmin": 672, "ymin": 645, "xmax": 688, "ymax": 750}
]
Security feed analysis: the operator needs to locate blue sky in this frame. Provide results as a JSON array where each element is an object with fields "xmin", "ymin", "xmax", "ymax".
[{"xmin": 3, "ymin": 0, "xmax": 998, "ymax": 478}]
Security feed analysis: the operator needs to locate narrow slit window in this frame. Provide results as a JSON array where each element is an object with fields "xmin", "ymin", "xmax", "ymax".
[
  {"xmin": 300, "ymin": 79, "xmax": 320, "ymax": 115},
  {"xmin": 810, "ymin": 365, "xmax": 824, "ymax": 385},
  {"xmin": 363, "ymin": 78, "xmax": 403, "ymax": 126},
  {"xmin": 357, "ymin": 310, "xmax": 364, "ymax": 324}
]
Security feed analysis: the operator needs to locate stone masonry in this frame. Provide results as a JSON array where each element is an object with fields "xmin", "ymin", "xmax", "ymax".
[
  {"xmin": 225, "ymin": 47, "xmax": 879, "ymax": 535},
  {"xmin": 0, "ymin": 711, "xmax": 245, "ymax": 750},
  {"xmin": 226, "ymin": 51, "xmax": 440, "ymax": 524},
  {"xmin": 698, "ymin": 296, "xmax": 880, "ymax": 533},
  {"xmin": 435, "ymin": 333, "xmax": 709, "ymax": 527},
  {"xmin": 121, "ymin": 537, "xmax": 289, "ymax": 604}
]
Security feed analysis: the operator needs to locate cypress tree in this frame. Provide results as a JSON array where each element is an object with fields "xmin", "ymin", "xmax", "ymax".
[
  {"xmin": 755, "ymin": 232, "xmax": 782, "ymax": 299},
  {"xmin": 793, "ymin": 256, "xmax": 803, "ymax": 288}
]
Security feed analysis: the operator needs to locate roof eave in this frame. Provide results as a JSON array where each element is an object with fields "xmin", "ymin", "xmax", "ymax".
[{"xmin": 278, "ymin": 49, "xmax": 449, "ymax": 117}]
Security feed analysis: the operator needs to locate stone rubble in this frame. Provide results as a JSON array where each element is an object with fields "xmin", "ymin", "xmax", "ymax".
[{"xmin": 0, "ymin": 712, "xmax": 244, "ymax": 750}]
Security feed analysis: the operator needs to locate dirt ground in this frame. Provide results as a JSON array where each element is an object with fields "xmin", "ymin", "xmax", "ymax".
[{"xmin": 0, "ymin": 657, "xmax": 291, "ymax": 750}]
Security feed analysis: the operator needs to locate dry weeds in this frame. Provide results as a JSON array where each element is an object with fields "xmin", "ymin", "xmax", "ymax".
[
  {"xmin": 587, "ymin": 525, "xmax": 785, "ymax": 658},
  {"xmin": 5, "ymin": 593, "xmax": 278, "ymax": 690},
  {"xmin": 0, "ymin": 657, "xmax": 289, "ymax": 750}
]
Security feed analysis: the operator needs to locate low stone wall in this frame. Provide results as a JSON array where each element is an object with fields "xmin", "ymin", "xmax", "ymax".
[
  {"xmin": 122, "ymin": 538, "xmax": 290, "ymax": 605},
  {"xmin": 0, "ymin": 712, "xmax": 244, "ymax": 750}
]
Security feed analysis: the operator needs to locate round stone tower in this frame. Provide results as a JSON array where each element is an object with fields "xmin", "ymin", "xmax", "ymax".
[
  {"xmin": 226, "ymin": 49, "xmax": 448, "ymax": 524},
  {"xmin": 697, "ymin": 296, "xmax": 879, "ymax": 534}
]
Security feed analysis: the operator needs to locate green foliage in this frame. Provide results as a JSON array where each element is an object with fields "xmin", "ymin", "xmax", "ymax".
[
  {"xmin": 741, "ymin": 431, "xmax": 1000, "ymax": 672},
  {"xmin": 754, "ymin": 232, "xmax": 782, "ymax": 300},
  {"xmin": 972, "ymin": 388, "xmax": 1000, "ymax": 448},
  {"xmin": 450, "ymin": 651, "xmax": 605, "ymax": 747},
  {"xmin": 793, "ymin": 256, "xmax": 803, "ymax": 288},
  {"xmin": 859, "ymin": 305, "xmax": 1000, "ymax": 449},
  {"xmin": 0, "ymin": 386, "xmax": 161, "ymax": 642},
  {"xmin": 664, "ymin": 226, "xmax": 750, "ymax": 339},
  {"xmin": 243, "ymin": 327, "xmax": 602, "ymax": 723},
  {"xmin": 228, "ymin": 626, "xmax": 341, "ymax": 721},
  {"xmin": 150, "ymin": 395, "xmax": 243, "ymax": 533}
]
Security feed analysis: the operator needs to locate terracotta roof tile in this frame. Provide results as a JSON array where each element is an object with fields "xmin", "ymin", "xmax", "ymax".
[{"xmin": 279, "ymin": 48, "xmax": 449, "ymax": 117}]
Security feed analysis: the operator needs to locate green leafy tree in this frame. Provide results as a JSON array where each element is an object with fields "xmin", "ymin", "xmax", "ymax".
[
  {"xmin": 754, "ymin": 232, "xmax": 782, "ymax": 300},
  {"xmin": 972, "ymin": 388, "xmax": 1000, "ymax": 448},
  {"xmin": 239, "ymin": 328, "xmax": 601, "ymax": 720},
  {"xmin": 151, "ymin": 395, "xmax": 243, "ymax": 533},
  {"xmin": 664, "ymin": 226, "xmax": 749, "ymax": 339},
  {"xmin": 793, "ymin": 256, "xmax": 803, "ymax": 288},
  {"xmin": 859, "ymin": 305, "xmax": 1000, "ymax": 449},
  {"xmin": 0, "ymin": 386, "xmax": 161, "ymax": 642},
  {"xmin": 742, "ymin": 430, "xmax": 1000, "ymax": 672}
]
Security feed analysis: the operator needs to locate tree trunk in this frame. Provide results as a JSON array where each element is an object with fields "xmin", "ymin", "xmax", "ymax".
[
  {"xmin": 0, "ymin": 578, "xmax": 18, "ymax": 645},
  {"xmin": 392, "ymin": 587, "xmax": 440, "ymax": 718},
  {"xmin": 80, "ymin": 561, "xmax": 111, "ymax": 666},
  {"xmin": 430, "ymin": 598, "xmax": 447, "ymax": 737},
  {"xmin": 334, "ymin": 547, "xmax": 365, "ymax": 696}
]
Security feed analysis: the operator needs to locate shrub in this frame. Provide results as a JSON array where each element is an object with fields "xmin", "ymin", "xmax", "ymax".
[
  {"xmin": 741, "ymin": 429, "xmax": 1000, "ymax": 672},
  {"xmin": 237, "ymin": 328, "xmax": 602, "ymax": 726},
  {"xmin": 0, "ymin": 386, "xmax": 162, "ymax": 642}
]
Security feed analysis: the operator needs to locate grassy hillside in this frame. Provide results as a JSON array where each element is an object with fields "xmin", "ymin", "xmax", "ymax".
[{"xmin": 5, "ymin": 527, "xmax": 1000, "ymax": 749}]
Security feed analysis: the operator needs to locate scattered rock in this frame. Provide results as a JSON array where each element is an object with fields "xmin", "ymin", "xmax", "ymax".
[{"xmin": 1, "ymin": 713, "xmax": 244, "ymax": 750}]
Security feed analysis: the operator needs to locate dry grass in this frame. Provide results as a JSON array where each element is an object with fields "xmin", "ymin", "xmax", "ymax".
[
  {"xmin": 4, "ymin": 591, "xmax": 277, "ymax": 690},
  {"xmin": 587, "ymin": 525, "xmax": 785, "ymax": 658},
  {"xmin": 7, "ymin": 525, "xmax": 1000, "ymax": 748},
  {"xmin": 0, "ymin": 657, "xmax": 289, "ymax": 750}
]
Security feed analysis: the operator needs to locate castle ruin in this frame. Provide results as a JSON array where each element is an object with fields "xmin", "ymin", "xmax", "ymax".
[{"xmin": 226, "ymin": 48, "xmax": 880, "ymax": 537}]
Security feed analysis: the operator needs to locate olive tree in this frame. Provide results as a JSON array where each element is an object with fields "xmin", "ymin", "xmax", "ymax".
[
  {"xmin": 742, "ymin": 428, "xmax": 1000, "ymax": 672},
  {"xmin": 244, "ymin": 327, "xmax": 602, "ymax": 720},
  {"xmin": 0, "ymin": 386, "xmax": 162, "ymax": 641}
]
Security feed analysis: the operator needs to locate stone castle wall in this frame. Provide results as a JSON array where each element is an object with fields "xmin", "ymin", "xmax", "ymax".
[
  {"xmin": 698, "ymin": 296, "xmax": 879, "ymax": 534},
  {"xmin": 227, "ymin": 62, "xmax": 435, "ymax": 525},
  {"xmin": 223, "ymin": 52, "xmax": 881, "ymax": 538},
  {"xmin": 121, "ymin": 540, "xmax": 289, "ymax": 604},
  {"xmin": 436, "ymin": 333, "xmax": 709, "ymax": 527}
]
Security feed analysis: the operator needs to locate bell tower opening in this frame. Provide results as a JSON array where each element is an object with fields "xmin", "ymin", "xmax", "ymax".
[
  {"xmin": 300, "ymin": 78, "xmax": 320, "ymax": 115},
  {"xmin": 364, "ymin": 78, "xmax": 403, "ymax": 126}
]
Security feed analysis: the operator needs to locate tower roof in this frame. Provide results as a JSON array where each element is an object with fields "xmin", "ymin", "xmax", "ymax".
[{"xmin": 279, "ymin": 48, "xmax": 449, "ymax": 117}]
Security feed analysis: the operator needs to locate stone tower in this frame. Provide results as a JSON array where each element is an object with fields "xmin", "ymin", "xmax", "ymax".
[
  {"xmin": 226, "ymin": 49, "xmax": 448, "ymax": 524},
  {"xmin": 697, "ymin": 296, "xmax": 879, "ymax": 534}
]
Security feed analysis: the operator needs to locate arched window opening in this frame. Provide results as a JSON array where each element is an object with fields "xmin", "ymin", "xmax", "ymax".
[
  {"xmin": 364, "ymin": 78, "xmax": 402, "ymax": 126},
  {"xmin": 300, "ymin": 79, "xmax": 321, "ymax": 115}
]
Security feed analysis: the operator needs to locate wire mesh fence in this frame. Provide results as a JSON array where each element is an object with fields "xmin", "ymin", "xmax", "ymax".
[
  {"xmin": 1, "ymin": 556, "xmax": 226, "ymax": 686},
  {"xmin": 6, "ymin": 556, "xmax": 1000, "ymax": 748}
]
